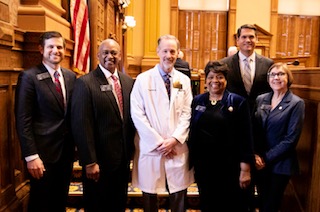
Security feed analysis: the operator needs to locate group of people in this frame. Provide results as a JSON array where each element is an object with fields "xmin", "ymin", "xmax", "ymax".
[{"xmin": 14, "ymin": 24, "xmax": 305, "ymax": 212}]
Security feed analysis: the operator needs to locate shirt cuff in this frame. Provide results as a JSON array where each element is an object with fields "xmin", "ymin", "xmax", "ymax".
[{"xmin": 25, "ymin": 154, "xmax": 39, "ymax": 162}]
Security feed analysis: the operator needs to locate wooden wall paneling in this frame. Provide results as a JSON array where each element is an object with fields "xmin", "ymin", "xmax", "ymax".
[
  {"xmin": 88, "ymin": 0, "xmax": 124, "ymax": 71},
  {"xmin": 308, "ymin": 17, "xmax": 319, "ymax": 67},
  {"xmin": 106, "ymin": 1, "xmax": 116, "ymax": 38},
  {"xmin": 178, "ymin": 11, "xmax": 227, "ymax": 72},
  {"xmin": 227, "ymin": 0, "xmax": 237, "ymax": 48},
  {"xmin": 276, "ymin": 15, "xmax": 293, "ymax": 57},
  {"xmin": 170, "ymin": 0, "xmax": 179, "ymax": 37},
  {"xmin": 203, "ymin": 12, "xmax": 213, "ymax": 67},
  {"xmin": 178, "ymin": 10, "xmax": 227, "ymax": 94},
  {"xmin": 269, "ymin": 0, "xmax": 278, "ymax": 58},
  {"xmin": 290, "ymin": 67, "xmax": 320, "ymax": 212},
  {"xmin": 0, "ymin": 74, "xmax": 21, "ymax": 212},
  {"xmin": 276, "ymin": 15, "xmax": 319, "ymax": 67},
  {"xmin": 215, "ymin": 12, "xmax": 227, "ymax": 59}
]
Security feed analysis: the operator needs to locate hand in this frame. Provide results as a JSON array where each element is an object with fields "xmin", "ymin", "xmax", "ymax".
[
  {"xmin": 86, "ymin": 163, "xmax": 100, "ymax": 182},
  {"xmin": 156, "ymin": 137, "xmax": 178, "ymax": 158},
  {"xmin": 27, "ymin": 158, "xmax": 46, "ymax": 180},
  {"xmin": 255, "ymin": 154, "xmax": 265, "ymax": 170},
  {"xmin": 239, "ymin": 170, "xmax": 251, "ymax": 189}
]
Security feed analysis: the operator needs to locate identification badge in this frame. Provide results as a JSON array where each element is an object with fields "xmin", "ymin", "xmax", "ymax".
[
  {"xmin": 36, "ymin": 72, "xmax": 50, "ymax": 80},
  {"xmin": 195, "ymin": 105, "xmax": 206, "ymax": 112},
  {"xmin": 100, "ymin": 84, "xmax": 112, "ymax": 91}
]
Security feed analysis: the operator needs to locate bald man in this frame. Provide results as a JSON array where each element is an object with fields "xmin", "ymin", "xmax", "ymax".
[{"xmin": 71, "ymin": 38, "xmax": 135, "ymax": 212}]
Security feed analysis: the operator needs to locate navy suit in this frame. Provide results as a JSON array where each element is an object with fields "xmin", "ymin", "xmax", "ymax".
[
  {"xmin": 15, "ymin": 63, "xmax": 76, "ymax": 212},
  {"xmin": 174, "ymin": 58, "xmax": 191, "ymax": 78},
  {"xmin": 188, "ymin": 90, "xmax": 254, "ymax": 212},
  {"xmin": 71, "ymin": 66, "xmax": 135, "ymax": 212},
  {"xmin": 221, "ymin": 52, "xmax": 274, "ymax": 113},
  {"xmin": 253, "ymin": 90, "xmax": 305, "ymax": 211}
]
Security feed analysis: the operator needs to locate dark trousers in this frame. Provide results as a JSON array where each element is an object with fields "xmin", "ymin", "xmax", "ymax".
[
  {"xmin": 83, "ymin": 162, "xmax": 130, "ymax": 212},
  {"xmin": 142, "ymin": 189, "xmax": 187, "ymax": 212},
  {"xmin": 256, "ymin": 170, "xmax": 290, "ymax": 212},
  {"xmin": 28, "ymin": 159, "xmax": 73, "ymax": 212}
]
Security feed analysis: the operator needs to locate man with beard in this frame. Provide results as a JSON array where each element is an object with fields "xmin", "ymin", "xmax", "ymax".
[{"xmin": 130, "ymin": 34, "xmax": 194, "ymax": 212}]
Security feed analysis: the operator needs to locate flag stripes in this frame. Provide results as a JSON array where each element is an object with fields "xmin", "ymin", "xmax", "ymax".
[{"xmin": 70, "ymin": 0, "xmax": 90, "ymax": 74}]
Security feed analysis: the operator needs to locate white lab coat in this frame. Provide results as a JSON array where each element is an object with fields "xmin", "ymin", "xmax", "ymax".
[{"xmin": 130, "ymin": 64, "xmax": 194, "ymax": 194}]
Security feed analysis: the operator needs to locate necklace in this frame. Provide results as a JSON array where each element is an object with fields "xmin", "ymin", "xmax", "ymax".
[{"xmin": 211, "ymin": 99, "xmax": 218, "ymax": 105}]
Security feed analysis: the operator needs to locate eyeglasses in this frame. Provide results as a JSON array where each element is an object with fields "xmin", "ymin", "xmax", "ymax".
[{"xmin": 268, "ymin": 72, "xmax": 286, "ymax": 78}]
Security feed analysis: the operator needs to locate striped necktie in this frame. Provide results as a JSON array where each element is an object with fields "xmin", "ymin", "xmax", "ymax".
[
  {"xmin": 53, "ymin": 71, "xmax": 64, "ymax": 105},
  {"xmin": 111, "ymin": 75, "xmax": 123, "ymax": 117},
  {"xmin": 164, "ymin": 74, "xmax": 171, "ymax": 99},
  {"xmin": 243, "ymin": 58, "xmax": 252, "ymax": 94}
]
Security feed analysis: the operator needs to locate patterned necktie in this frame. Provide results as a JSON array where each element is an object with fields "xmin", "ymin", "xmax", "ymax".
[
  {"xmin": 53, "ymin": 71, "xmax": 64, "ymax": 105},
  {"xmin": 243, "ymin": 58, "xmax": 252, "ymax": 94},
  {"xmin": 164, "ymin": 74, "xmax": 171, "ymax": 99},
  {"xmin": 111, "ymin": 75, "xmax": 123, "ymax": 117}
]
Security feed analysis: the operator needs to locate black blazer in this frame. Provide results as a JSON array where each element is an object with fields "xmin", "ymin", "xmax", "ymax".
[
  {"xmin": 15, "ymin": 63, "xmax": 76, "ymax": 163},
  {"xmin": 221, "ymin": 52, "xmax": 274, "ymax": 112},
  {"xmin": 71, "ymin": 66, "xmax": 135, "ymax": 170},
  {"xmin": 174, "ymin": 58, "xmax": 191, "ymax": 78}
]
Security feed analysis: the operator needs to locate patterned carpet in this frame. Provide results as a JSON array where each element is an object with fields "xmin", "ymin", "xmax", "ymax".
[
  {"xmin": 69, "ymin": 182, "xmax": 199, "ymax": 197},
  {"xmin": 68, "ymin": 161, "xmax": 200, "ymax": 211},
  {"xmin": 68, "ymin": 182, "xmax": 200, "ymax": 210},
  {"xmin": 66, "ymin": 209, "xmax": 201, "ymax": 212}
]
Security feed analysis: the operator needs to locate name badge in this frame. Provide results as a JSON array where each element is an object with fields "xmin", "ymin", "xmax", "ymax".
[
  {"xmin": 195, "ymin": 105, "xmax": 206, "ymax": 112},
  {"xmin": 100, "ymin": 84, "xmax": 112, "ymax": 92},
  {"xmin": 36, "ymin": 72, "xmax": 50, "ymax": 80}
]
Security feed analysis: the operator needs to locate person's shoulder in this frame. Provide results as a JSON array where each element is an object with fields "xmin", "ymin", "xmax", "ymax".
[
  {"xmin": 256, "ymin": 92, "xmax": 269, "ymax": 101},
  {"xmin": 256, "ymin": 53, "xmax": 274, "ymax": 63},
  {"xmin": 136, "ymin": 67, "xmax": 155, "ymax": 79},
  {"xmin": 19, "ymin": 65, "xmax": 43, "ymax": 78},
  {"xmin": 62, "ymin": 67, "xmax": 76, "ymax": 77},
  {"xmin": 227, "ymin": 91, "xmax": 246, "ymax": 102},
  {"xmin": 221, "ymin": 54, "xmax": 237, "ymax": 63},
  {"xmin": 119, "ymin": 71, "xmax": 133, "ymax": 80}
]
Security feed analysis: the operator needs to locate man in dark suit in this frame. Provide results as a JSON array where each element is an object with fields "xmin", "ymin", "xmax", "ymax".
[
  {"xmin": 71, "ymin": 38, "xmax": 135, "ymax": 212},
  {"xmin": 221, "ymin": 24, "xmax": 274, "ymax": 211},
  {"xmin": 221, "ymin": 24, "xmax": 274, "ymax": 113},
  {"xmin": 15, "ymin": 31, "xmax": 76, "ymax": 212},
  {"xmin": 174, "ymin": 50, "xmax": 191, "ymax": 78}
]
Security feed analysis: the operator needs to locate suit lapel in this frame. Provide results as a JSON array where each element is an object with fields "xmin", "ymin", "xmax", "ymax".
[
  {"xmin": 118, "ymin": 72, "xmax": 130, "ymax": 119},
  {"xmin": 94, "ymin": 67, "xmax": 122, "ymax": 120},
  {"xmin": 269, "ymin": 91, "xmax": 292, "ymax": 119},
  {"xmin": 38, "ymin": 64, "xmax": 64, "ymax": 111}
]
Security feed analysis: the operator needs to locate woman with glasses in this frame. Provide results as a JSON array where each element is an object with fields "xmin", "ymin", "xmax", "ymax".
[{"xmin": 253, "ymin": 62, "xmax": 305, "ymax": 212}]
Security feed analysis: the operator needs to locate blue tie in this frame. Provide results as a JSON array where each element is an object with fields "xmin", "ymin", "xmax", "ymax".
[{"xmin": 164, "ymin": 74, "xmax": 170, "ymax": 99}]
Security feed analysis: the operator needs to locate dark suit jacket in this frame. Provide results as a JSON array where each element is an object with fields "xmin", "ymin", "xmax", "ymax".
[
  {"xmin": 221, "ymin": 52, "xmax": 274, "ymax": 112},
  {"xmin": 71, "ymin": 66, "xmax": 135, "ymax": 170},
  {"xmin": 188, "ymin": 90, "xmax": 255, "ymax": 169},
  {"xmin": 253, "ymin": 90, "xmax": 305, "ymax": 175},
  {"xmin": 174, "ymin": 58, "xmax": 191, "ymax": 78},
  {"xmin": 15, "ymin": 63, "xmax": 76, "ymax": 163}
]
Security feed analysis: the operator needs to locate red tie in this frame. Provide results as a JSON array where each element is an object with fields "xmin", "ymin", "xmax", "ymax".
[
  {"xmin": 111, "ymin": 75, "xmax": 123, "ymax": 117},
  {"xmin": 54, "ymin": 71, "xmax": 64, "ymax": 105}
]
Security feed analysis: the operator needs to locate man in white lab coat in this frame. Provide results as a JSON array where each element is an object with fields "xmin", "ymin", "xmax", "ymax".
[{"xmin": 130, "ymin": 34, "xmax": 194, "ymax": 212}]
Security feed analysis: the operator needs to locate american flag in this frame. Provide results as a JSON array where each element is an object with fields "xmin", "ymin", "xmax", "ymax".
[{"xmin": 70, "ymin": 0, "xmax": 90, "ymax": 74}]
